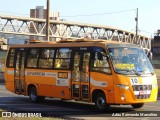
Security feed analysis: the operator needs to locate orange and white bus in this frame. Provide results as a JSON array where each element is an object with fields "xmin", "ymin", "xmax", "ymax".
[{"xmin": 5, "ymin": 39, "xmax": 158, "ymax": 110}]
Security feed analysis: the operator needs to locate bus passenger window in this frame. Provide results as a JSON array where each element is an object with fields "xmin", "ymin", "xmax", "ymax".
[
  {"xmin": 91, "ymin": 52, "xmax": 111, "ymax": 74},
  {"xmin": 54, "ymin": 48, "xmax": 71, "ymax": 69},
  {"xmin": 39, "ymin": 49, "xmax": 54, "ymax": 69},
  {"xmin": 27, "ymin": 49, "xmax": 39, "ymax": 68},
  {"xmin": 8, "ymin": 49, "xmax": 15, "ymax": 67},
  {"xmin": 55, "ymin": 59, "xmax": 63, "ymax": 68}
]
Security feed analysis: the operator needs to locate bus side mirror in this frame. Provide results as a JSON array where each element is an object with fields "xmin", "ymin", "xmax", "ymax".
[
  {"xmin": 100, "ymin": 52, "xmax": 109, "ymax": 59},
  {"xmin": 100, "ymin": 52, "xmax": 107, "ymax": 56}
]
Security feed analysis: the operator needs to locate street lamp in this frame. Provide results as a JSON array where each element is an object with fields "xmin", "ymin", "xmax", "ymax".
[
  {"xmin": 46, "ymin": 0, "xmax": 50, "ymax": 42},
  {"xmin": 135, "ymin": 8, "xmax": 138, "ymax": 41}
]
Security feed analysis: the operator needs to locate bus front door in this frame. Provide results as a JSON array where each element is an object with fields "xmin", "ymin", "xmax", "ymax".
[
  {"xmin": 71, "ymin": 51, "xmax": 90, "ymax": 100},
  {"xmin": 14, "ymin": 49, "xmax": 25, "ymax": 94}
]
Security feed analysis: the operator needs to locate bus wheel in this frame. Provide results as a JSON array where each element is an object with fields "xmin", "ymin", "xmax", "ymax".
[
  {"xmin": 29, "ymin": 87, "xmax": 45, "ymax": 103},
  {"xmin": 95, "ymin": 93, "xmax": 109, "ymax": 111},
  {"xmin": 131, "ymin": 103, "xmax": 144, "ymax": 109}
]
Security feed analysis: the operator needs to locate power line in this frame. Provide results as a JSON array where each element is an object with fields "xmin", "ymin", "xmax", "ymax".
[
  {"xmin": 139, "ymin": 29, "xmax": 154, "ymax": 35},
  {"xmin": 0, "ymin": 9, "xmax": 136, "ymax": 18},
  {"xmin": 61, "ymin": 9, "xmax": 136, "ymax": 18},
  {"xmin": 0, "ymin": 11, "xmax": 28, "ymax": 16}
]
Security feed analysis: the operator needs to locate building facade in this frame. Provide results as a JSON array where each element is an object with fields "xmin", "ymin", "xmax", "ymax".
[
  {"xmin": 30, "ymin": 6, "xmax": 60, "ymax": 41},
  {"xmin": 151, "ymin": 30, "xmax": 160, "ymax": 68}
]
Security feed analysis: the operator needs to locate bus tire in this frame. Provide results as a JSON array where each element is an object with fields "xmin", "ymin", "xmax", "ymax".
[
  {"xmin": 95, "ymin": 93, "xmax": 110, "ymax": 111},
  {"xmin": 29, "ymin": 87, "xmax": 45, "ymax": 103},
  {"xmin": 131, "ymin": 103, "xmax": 144, "ymax": 109}
]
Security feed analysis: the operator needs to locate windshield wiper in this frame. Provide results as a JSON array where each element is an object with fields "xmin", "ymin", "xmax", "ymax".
[
  {"xmin": 133, "ymin": 70, "xmax": 154, "ymax": 76},
  {"xmin": 116, "ymin": 69, "xmax": 141, "ymax": 76},
  {"xmin": 125, "ymin": 69, "xmax": 142, "ymax": 76},
  {"xmin": 131, "ymin": 70, "xmax": 142, "ymax": 76}
]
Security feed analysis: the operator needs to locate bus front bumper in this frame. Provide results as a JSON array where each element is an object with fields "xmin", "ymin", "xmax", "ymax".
[{"xmin": 113, "ymin": 86, "xmax": 158, "ymax": 104}]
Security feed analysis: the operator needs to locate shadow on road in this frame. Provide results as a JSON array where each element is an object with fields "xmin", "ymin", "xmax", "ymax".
[{"xmin": 0, "ymin": 96, "xmax": 136, "ymax": 118}]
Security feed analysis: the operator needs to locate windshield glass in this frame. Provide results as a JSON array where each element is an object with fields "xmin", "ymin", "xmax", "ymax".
[{"xmin": 108, "ymin": 47, "xmax": 154, "ymax": 75}]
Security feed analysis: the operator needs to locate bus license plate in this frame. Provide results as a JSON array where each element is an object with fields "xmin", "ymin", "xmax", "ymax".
[{"xmin": 139, "ymin": 91, "xmax": 147, "ymax": 95}]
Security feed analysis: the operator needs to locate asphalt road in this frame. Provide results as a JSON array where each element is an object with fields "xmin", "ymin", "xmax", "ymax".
[{"xmin": 0, "ymin": 83, "xmax": 160, "ymax": 120}]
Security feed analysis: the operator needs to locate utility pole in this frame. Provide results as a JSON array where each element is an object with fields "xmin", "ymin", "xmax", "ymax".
[
  {"xmin": 46, "ymin": 0, "xmax": 50, "ymax": 41},
  {"xmin": 135, "ymin": 8, "xmax": 138, "ymax": 41}
]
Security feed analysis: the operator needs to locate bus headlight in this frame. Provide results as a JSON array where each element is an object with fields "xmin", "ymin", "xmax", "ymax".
[
  {"xmin": 116, "ymin": 84, "xmax": 129, "ymax": 90},
  {"xmin": 153, "ymin": 83, "xmax": 158, "ymax": 89},
  {"xmin": 121, "ymin": 94, "xmax": 126, "ymax": 100}
]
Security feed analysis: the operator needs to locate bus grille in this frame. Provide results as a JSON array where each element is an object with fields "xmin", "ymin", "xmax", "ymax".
[
  {"xmin": 132, "ymin": 85, "xmax": 152, "ymax": 99},
  {"xmin": 132, "ymin": 85, "xmax": 152, "ymax": 91},
  {"xmin": 135, "ymin": 94, "xmax": 151, "ymax": 99}
]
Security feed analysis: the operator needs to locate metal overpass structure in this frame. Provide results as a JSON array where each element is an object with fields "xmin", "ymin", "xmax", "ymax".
[{"xmin": 0, "ymin": 15, "xmax": 151, "ymax": 51}]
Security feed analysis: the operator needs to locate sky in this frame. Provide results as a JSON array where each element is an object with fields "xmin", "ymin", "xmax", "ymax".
[{"xmin": 0, "ymin": 0, "xmax": 160, "ymax": 37}]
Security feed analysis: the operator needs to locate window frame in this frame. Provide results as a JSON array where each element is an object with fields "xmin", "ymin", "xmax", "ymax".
[
  {"xmin": 6, "ymin": 48, "xmax": 16, "ymax": 68},
  {"xmin": 26, "ymin": 48, "xmax": 39, "ymax": 68},
  {"xmin": 54, "ymin": 48, "xmax": 72, "ymax": 70},
  {"xmin": 90, "ymin": 47, "xmax": 112, "ymax": 75},
  {"xmin": 38, "ymin": 48, "xmax": 55, "ymax": 69}
]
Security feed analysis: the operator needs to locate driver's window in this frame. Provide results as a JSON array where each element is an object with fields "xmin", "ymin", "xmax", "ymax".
[{"xmin": 91, "ymin": 51, "xmax": 111, "ymax": 74}]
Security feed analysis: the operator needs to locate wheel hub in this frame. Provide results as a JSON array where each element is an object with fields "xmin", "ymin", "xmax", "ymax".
[{"xmin": 98, "ymin": 98, "xmax": 105, "ymax": 106}]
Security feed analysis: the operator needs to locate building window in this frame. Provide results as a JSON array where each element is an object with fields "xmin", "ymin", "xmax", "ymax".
[
  {"xmin": 54, "ymin": 48, "xmax": 71, "ymax": 69},
  {"xmin": 152, "ymin": 47, "xmax": 160, "ymax": 57}
]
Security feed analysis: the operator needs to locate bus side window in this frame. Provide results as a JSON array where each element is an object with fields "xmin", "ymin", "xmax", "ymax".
[
  {"xmin": 27, "ymin": 49, "xmax": 39, "ymax": 68},
  {"xmin": 39, "ymin": 49, "xmax": 54, "ymax": 69},
  {"xmin": 91, "ymin": 52, "xmax": 111, "ymax": 74},
  {"xmin": 8, "ymin": 49, "xmax": 15, "ymax": 67},
  {"xmin": 54, "ymin": 48, "xmax": 71, "ymax": 69}
]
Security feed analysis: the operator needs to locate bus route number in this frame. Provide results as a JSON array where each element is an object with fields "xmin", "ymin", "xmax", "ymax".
[
  {"xmin": 130, "ymin": 78, "xmax": 138, "ymax": 85},
  {"xmin": 58, "ymin": 72, "xmax": 68, "ymax": 79}
]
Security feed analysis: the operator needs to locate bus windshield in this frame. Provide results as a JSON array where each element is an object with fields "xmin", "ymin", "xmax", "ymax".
[{"xmin": 108, "ymin": 47, "xmax": 154, "ymax": 75}]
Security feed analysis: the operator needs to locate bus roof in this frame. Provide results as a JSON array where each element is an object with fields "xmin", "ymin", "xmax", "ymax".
[{"xmin": 9, "ymin": 38, "xmax": 140, "ymax": 49}]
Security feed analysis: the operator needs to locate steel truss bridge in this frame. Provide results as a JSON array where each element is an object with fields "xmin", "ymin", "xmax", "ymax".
[{"xmin": 0, "ymin": 15, "xmax": 151, "ymax": 51}]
